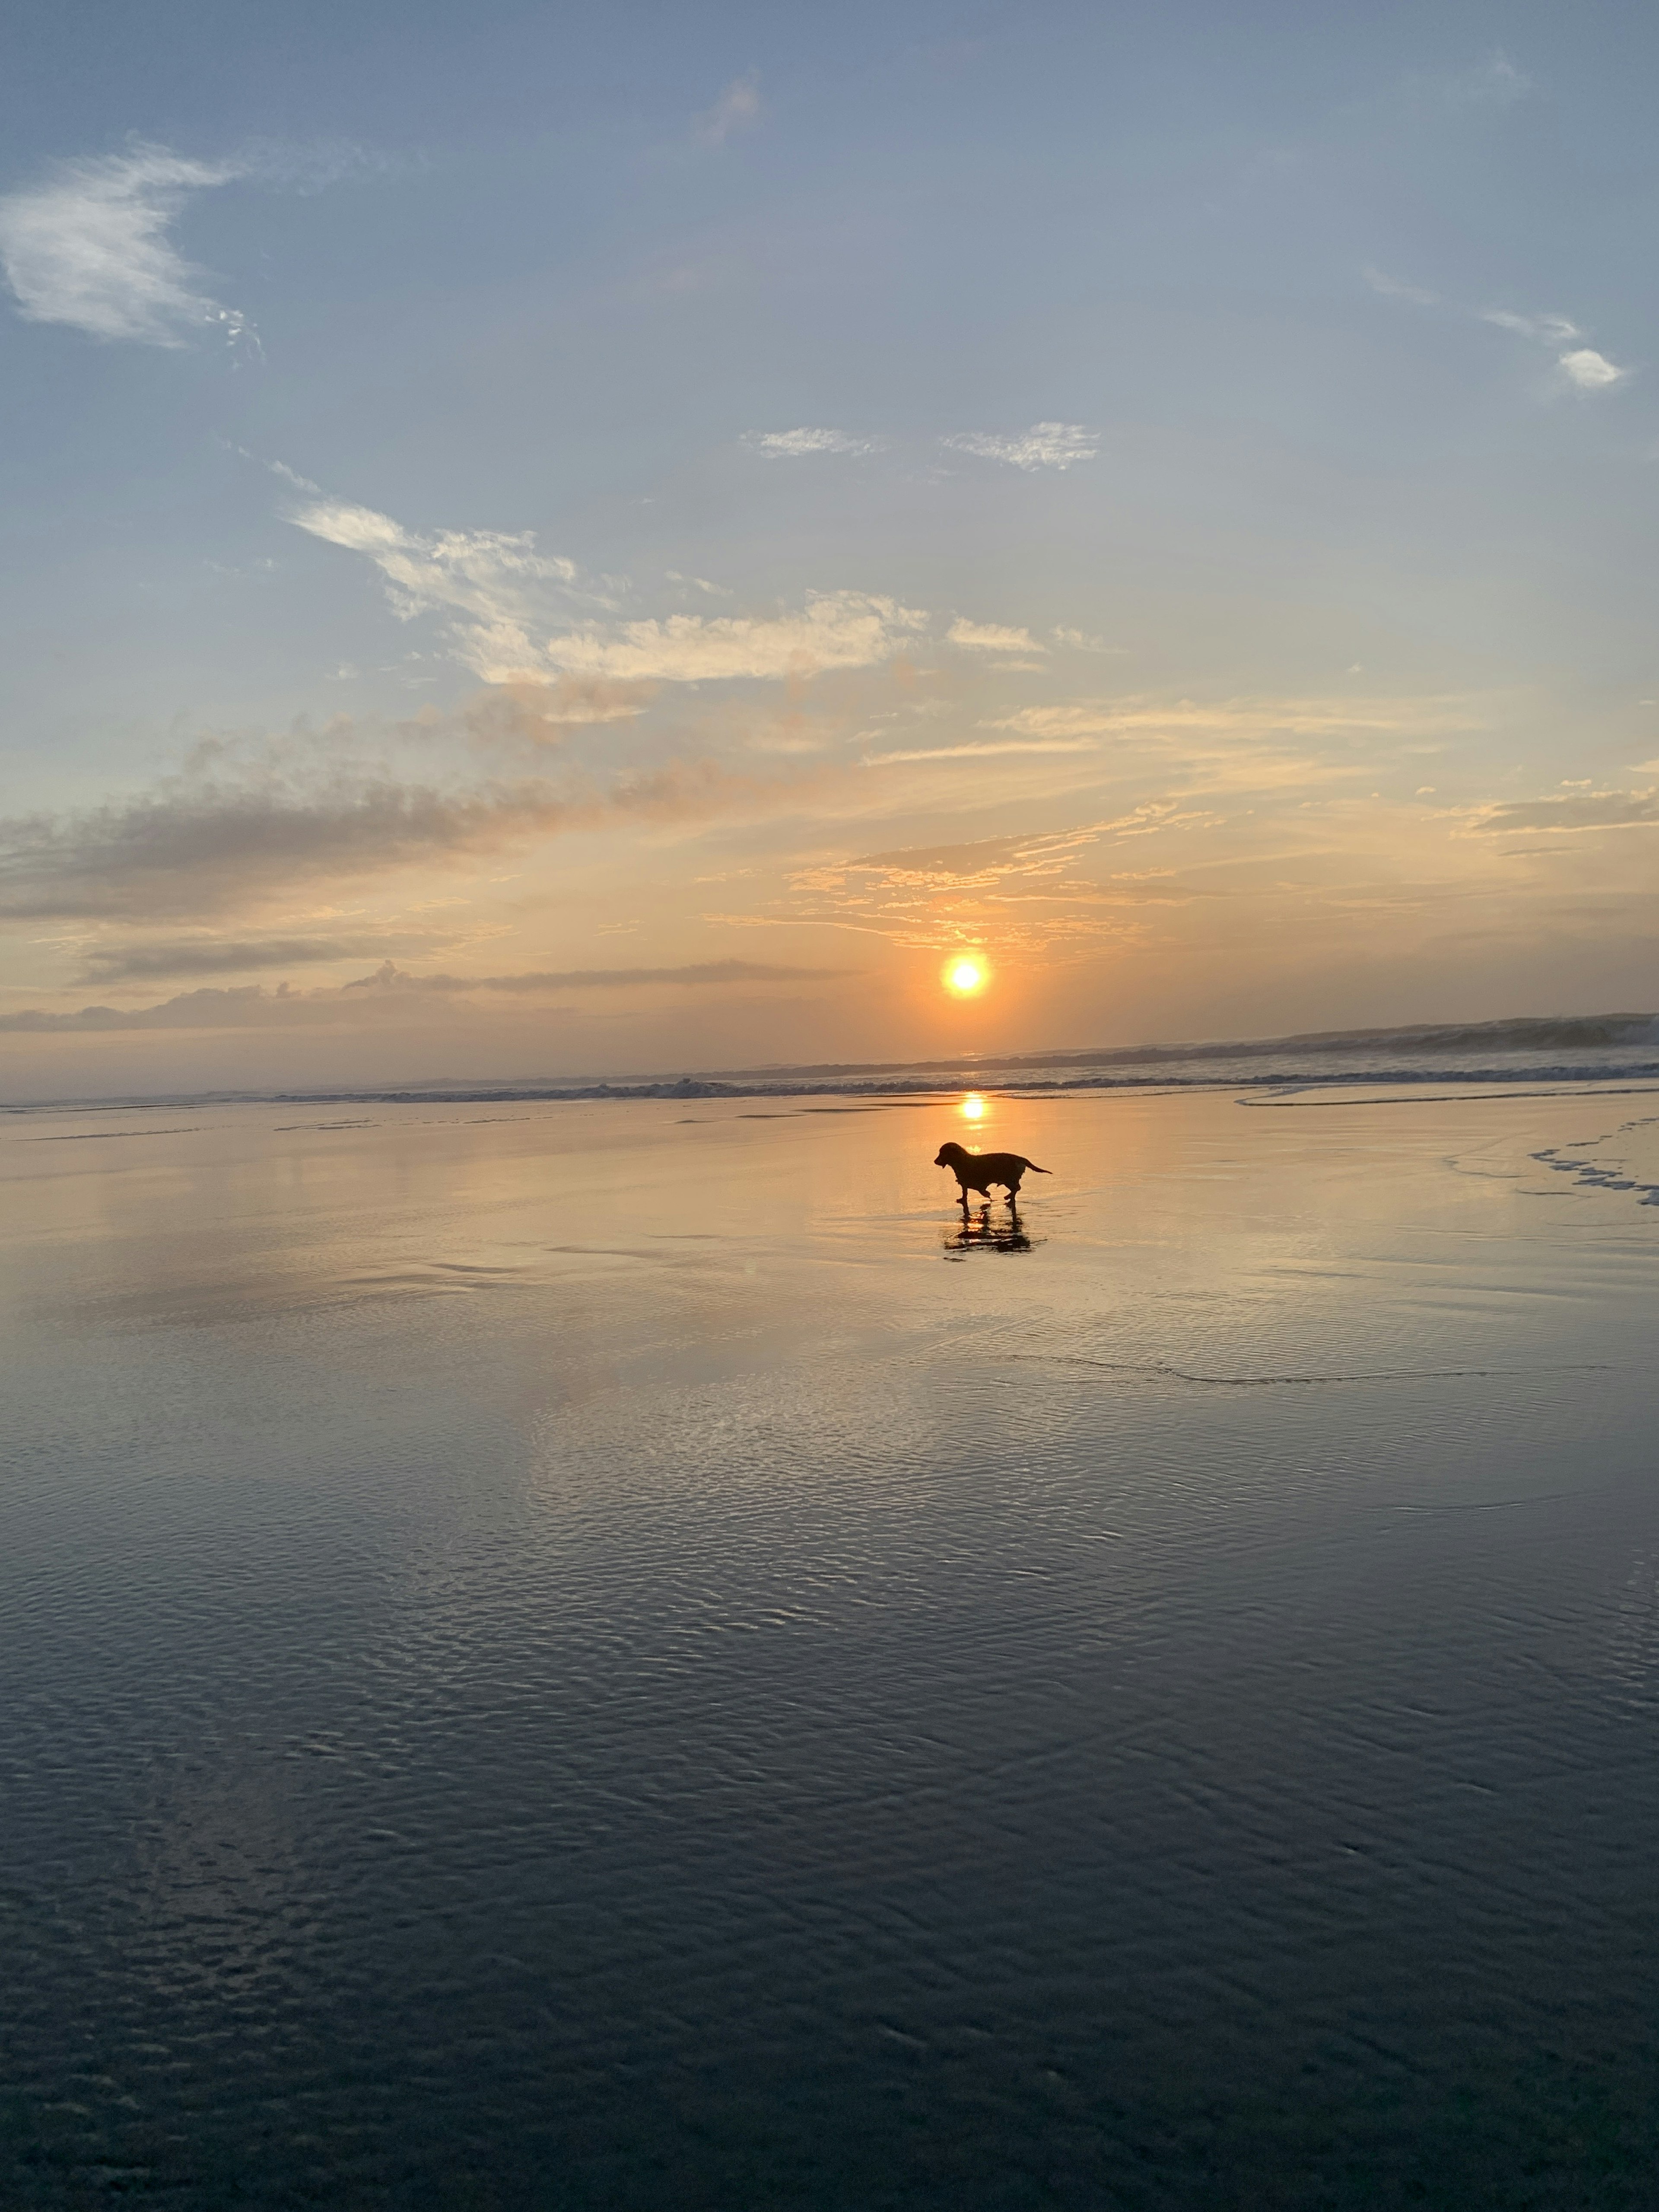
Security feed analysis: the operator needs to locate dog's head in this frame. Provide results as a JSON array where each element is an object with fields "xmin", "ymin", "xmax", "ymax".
[{"xmin": 934, "ymin": 1142, "xmax": 969, "ymax": 1169}]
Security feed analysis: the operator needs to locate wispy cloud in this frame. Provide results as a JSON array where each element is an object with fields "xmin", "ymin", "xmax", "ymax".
[
  {"xmin": 695, "ymin": 70, "xmax": 761, "ymax": 146},
  {"xmin": 79, "ymin": 936, "xmax": 383, "ymax": 982},
  {"xmin": 992, "ymin": 694, "xmax": 1478, "ymax": 741},
  {"xmin": 344, "ymin": 956, "xmax": 854, "ymax": 995},
  {"xmin": 1370, "ymin": 271, "xmax": 1630, "ymax": 391},
  {"xmin": 1482, "ymin": 308, "xmax": 1580, "ymax": 345},
  {"xmin": 0, "ymin": 772, "xmax": 570, "ymax": 919},
  {"xmin": 541, "ymin": 597, "xmax": 928, "ymax": 683},
  {"xmin": 0, "ymin": 741, "xmax": 785, "ymax": 923},
  {"xmin": 947, "ymin": 619, "xmax": 1044, "ymax": 653},
  {"xmin": 1479, "ymin": 305, "xmax": 1626, "ymax": 384},
  {"xmin": 0, "ymin": 140, "xmax": 365, "ymax": 352},
  {"xmin": 0, "ymin": 143, "xmax": 253, "ymax": 348},
  {"xmin": 941, "ymin": 423, "xmax": 1099, "ymax": 470},
  {"xmin": 1363, "ymin": 266, "xmax": 1438, "ymax": 307},
  {"xmin": 0, "ymin": 956, "xmax": 855, "ymax": 1032},
  {"xmin": 288, "ymin": 496, "xmax": 586, "ymax": 680},
  {"xmin": 290, "ymin": 489, "xmax": 926, "ymax": 685},
  {"xmin": 743, "ymin": 427, "xmax": 882, "ymax": 457},
  {"xmin": 461, "ymin": 676, "xmax": 661, "ymax": 741},
  {"xmin": 734, "ymin": 810, "xmax": 1212, "ymax": 956},
  {"xmin": 1482, "ymin": 307, "xmax": 1627, "ymax": 388},
  {"xmin": 863, "ymin": 740, "xmax": 1099, "ymax": 765},
  {"xmin": 1451, "ymin": 49, "xmax": 1531, "ymax": 105},
  {"xmin": 1470, "ymin": 788, "xmax": 1659, "ymax": 833}
]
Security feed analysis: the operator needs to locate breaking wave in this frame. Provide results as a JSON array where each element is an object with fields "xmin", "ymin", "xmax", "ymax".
[{"xmin": 10, "ymin": 1011, "xmax": 1659, "ymax": 1114}]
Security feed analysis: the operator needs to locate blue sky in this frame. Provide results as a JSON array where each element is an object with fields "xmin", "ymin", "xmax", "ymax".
[{"xmin": 3, "ymin": 0, "xmax": 1659, "ymax": 1093}]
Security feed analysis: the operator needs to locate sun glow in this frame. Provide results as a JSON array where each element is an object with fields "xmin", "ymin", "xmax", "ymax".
[
  {"xmin": 960, "ymin": 1093, "xmax": 986, "ymax": 1122},
  {"xmin": 942, "ymin": 954, "xmax": 990, "ymax": 998}
]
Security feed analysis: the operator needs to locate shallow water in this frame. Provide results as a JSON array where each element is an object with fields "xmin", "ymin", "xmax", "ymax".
[{"xmin": 6, "ymin": 1084, "xmax": 1659, "ymax": 2208}]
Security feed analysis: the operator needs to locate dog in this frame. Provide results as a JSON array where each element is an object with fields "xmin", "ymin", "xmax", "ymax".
[{"xmin": 934, "ymin": 1140, "xmax": 1051, "ymax": 1204}]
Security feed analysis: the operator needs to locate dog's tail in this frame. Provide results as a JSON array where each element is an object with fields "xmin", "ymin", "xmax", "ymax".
[{"xmin": 1027, "ymin": 1162, "xmax": 1052, "ymax": 1174}]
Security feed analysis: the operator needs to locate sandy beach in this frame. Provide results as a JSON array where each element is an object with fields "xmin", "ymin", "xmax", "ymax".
[{"xmin": 6, "ymin": 1082, "xmax": 1659, "ymax": 2205}]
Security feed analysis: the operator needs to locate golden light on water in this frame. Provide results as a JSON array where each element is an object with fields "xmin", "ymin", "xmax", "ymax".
[
  {"xmin": 942, "ymin": 953, "xmax": 990, "ymax": 998},
  {"xmin": 960, "ymin": 1093, "xmax": 986, "ymax": 1122}
]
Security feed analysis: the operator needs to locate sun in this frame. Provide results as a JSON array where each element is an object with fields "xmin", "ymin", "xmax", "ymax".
[{"xmin": 942, "ymin": 953, "xmax": 990, "ymax": 998}]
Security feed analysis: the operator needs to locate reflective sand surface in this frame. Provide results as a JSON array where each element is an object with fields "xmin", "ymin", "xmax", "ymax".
[{"xmin": 6, "ymin": 1085, "xmax": 1659, "ymax": 2207}]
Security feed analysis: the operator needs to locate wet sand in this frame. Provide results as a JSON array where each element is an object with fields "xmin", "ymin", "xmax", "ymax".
[{"xmin": 6, "ymin": 1084, "xmax": 1659, "ymax": 2207}]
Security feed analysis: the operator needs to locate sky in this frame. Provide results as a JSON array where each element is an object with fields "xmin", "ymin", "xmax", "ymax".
[{"xmin": 3, "ymin": 0, "xmax": 1659, "ymax": 1097}]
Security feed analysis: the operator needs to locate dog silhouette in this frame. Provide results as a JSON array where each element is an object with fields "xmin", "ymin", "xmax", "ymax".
[{"xmin": 934, "ymin": 1141, "xmax": 1051, "ymax": 1203}]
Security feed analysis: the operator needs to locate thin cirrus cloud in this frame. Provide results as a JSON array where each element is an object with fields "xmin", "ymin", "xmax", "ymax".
[
  {"xmin": 694, "ymin": 70, "xmax": 761, "ymax": 147},
  {"xmin": 1470, "ymin": 788, "xmax": 1659, "ymax": 833},
  {"xmin": 744, "ymin": 428, "xmax": 883, "ymax": 457},
  {"xmin": 746, "ymin": 423, "xmax": 1101, "ymax": 470},
  {"xmin": 947, "ymin": 619, "xmax": 1045, "ymax": 653},
  {"xmin": 0, "ymin": 143, "xmax": 255, "ymax": 347},
  {"xmin": 862, "ymin": 739, "xmax": 1103, "ymax": 766},
  {"xmin": 289, "ymin": 491, "xmax": 927, "ymax": 684},
  {"xmin": 0, "ymin": 957, "xmax": 857, "ymax": 1033},
  {"xmin": 941, "ymin": 423, "xmax": 1100, "ymax": 470},
  {"xmin": 744, "ymin": 810, "xmax": 1207, "ymax": 957},
  {"xmin": 343, "ymin": 956, "xmax": 854, "ymax": 995},
  {"xmin": 991, "ymin": 694, "xmax": 1484, "ymax": 741},
  {"xmin": 0, "ymin": 140, "xmax": 362, "ymax": 351},
  {"xmin": 1482, "ymin": 309, "xmax": 1627, "ymax": 389},
  {"xmin": 1365, "ymin": 269, "xmax": 1629, "ymax": 391}
]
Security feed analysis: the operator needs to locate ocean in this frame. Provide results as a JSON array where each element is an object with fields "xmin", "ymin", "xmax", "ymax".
[{"xmin": 6, "ymin": 1045, "xmax": 1659, "ymax": 2206}]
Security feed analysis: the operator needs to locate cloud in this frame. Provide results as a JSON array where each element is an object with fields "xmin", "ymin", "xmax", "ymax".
[
  {"xmin": 1481, "ymin": 308, "xmax": 1628, "ymax": 389},
  {"xmin": 1372, "ymin": 278, "xmax": 1630, "ymax": 393},
  {"xmin": 0, "ymin": 771, "xmax": 574, "ymax": 920},
  {"xmin": 744, "ymin": 428, "xmax": 881, "ymax": 457},
  {"xmin": 343, "ymin": 957, "xmax": 855, "ymax": 995},
  {"xmin": 742, "ymin": 810, "xmax": 1212, "ymax": 957},
  {"xmin": 695, "ymin": 70, "xmax": 761, "ymax": 146},
  {"xmin": 992, "ymin": 694, "xmax": 1478, "ymax": 741},
  {"xmin": 0, "ymin": 957, "xmax": 857, "ymax": 1033},
  {"xmin": 844, "ymin": 826, "xmax": 1112, "ymax": 890},
  {"xmin": 1560, "ymin": 348, "xmax": 1627, "ymax": 390},
  {"xmin": 947, "ymin": 618, "xmax": 1044, "ymax": 653},
  {"xmin": 941, "ymin": 423, "xmax": 1099, "ymax": 470},
  {"xmin": 0, "ymin": 143, "xmax": 254, "ymax": 347},
  {"xmin": 863, "ymin": 740, "xmax": 1102, "ymax": 765},
  {"xmin": 290, "ymin": 491, "xmax": 925, "ymax": 684},
  {"xmin": 288, "ymin": 496, "xmax": 586, "ymax": 680},
  {"xmin": 1453, "ymin": 49, "xmax": 1531, "ymax": 105},
  {"xmin": 1470, "ymin": 788, "xmax": 1659, "ymax": 833},
  {"xmin": 544, "ymin": 596, "xmax": 926, "ymax": 683},
  {"xmin": 1482, "ymin": 308, "xmax": 1580, "ymax": 345},
  {"xmin": 1363, "ymin": 267, "xmax": 1439, "ymax": 308},
  {"xmin": 461, "ymin": 676, "xmax": 660, "ymax": 742},
  {"xmin": 0, "ymin": 708, "xmax": 827, "ymax": 925},
  {"xmin": 79, "ymin": 937, "xmax": 379, "ymax": 982},
  {"xmin": 0, "ymin": 741, "xmax": 786, "ymax": 924}
]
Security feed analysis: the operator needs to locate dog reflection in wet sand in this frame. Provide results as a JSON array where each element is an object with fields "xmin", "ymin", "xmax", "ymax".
[
  {"xmin": 934, "ymin": 1141, "xmax": 1049, "ymax": 1258},
  {"xmin": 943, "ymin": 1205, "xmax": 1035, "ymax": 1257}
]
